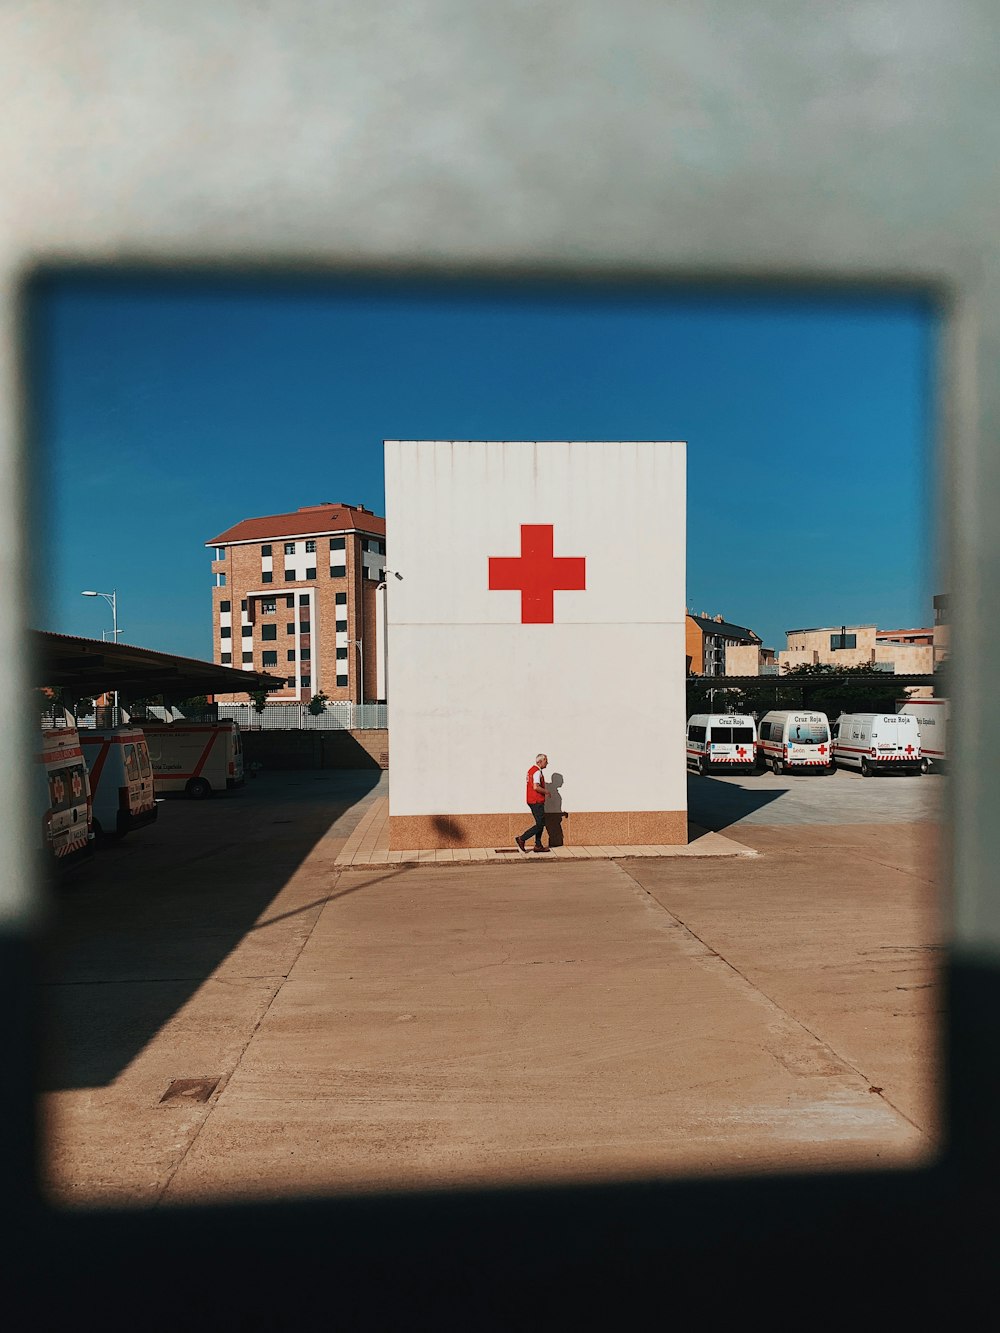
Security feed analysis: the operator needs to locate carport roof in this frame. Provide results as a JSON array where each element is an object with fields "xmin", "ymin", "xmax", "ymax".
[{"xmin": 35, "ymin": 630, "xmax": 285, "ymax": 699}]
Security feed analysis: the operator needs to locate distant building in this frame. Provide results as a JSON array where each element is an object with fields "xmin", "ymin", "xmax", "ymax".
[
  {"xmin": 206, "ymin": 502, "xmax": 386, "ymax": 703},
  {"xmin": 778, "ymin": 622, "xmax": 935, "ymax": 674},
  {"xmin": 685, "ymin": 610, "xmax": 765, "ymax": 676},
  {"xmin": 932, "ymin": 593, "xmax": 950, "ymax": 668}
]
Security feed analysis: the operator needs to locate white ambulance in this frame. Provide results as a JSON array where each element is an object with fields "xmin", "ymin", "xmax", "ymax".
[
  {"xmin": 80, "ymin": 727, "xmax": 158, "ymax": 837},
  {"xmin": 141, "ymin": 720, "xmax": 244, "ymax": 798},
  {"xmin": 756, "ymin": 709, "xmax": 833, "ymax": 774},
  {"xmin": 36, "ymin": 717, "xmax": 94, "ymax": 869},
  {"xmin": 831, "ymin": 712, "xmax": 923, "ymax": 776},
  {"xmin": 897, "ymin": 697, "xmax": 948, "ymax": 771},
  {"xmin": 686, "ymin": 714, "xmax": 757, "ymax": 774}
]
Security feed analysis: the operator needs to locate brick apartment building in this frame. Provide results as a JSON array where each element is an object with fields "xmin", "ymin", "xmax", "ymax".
[
  {"xmin": 685, "ymin": 610, "xmax": 767, "ymax": 675},
  {"xmin": 206, "ymin": 502, "xmax": 386, "ymax": 703}
]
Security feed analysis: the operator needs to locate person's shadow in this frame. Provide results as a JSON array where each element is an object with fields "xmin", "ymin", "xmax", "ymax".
[{"xmin": 545, "ymin": 771, "xmax": 565, "ymax": 847}]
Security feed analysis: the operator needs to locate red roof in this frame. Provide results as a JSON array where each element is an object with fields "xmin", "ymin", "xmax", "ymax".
[{"xmin": 207, "ymin": 504, "xmax": 385, "ymax": 546}]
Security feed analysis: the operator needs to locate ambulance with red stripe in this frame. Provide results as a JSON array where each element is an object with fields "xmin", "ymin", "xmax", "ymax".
[
  {"xmin": 831, "ymin": 712, "xmax": 923, "ymax": 776},
  {"xmin": 80, "ymin": 727, "xmax": 158, "ymax": 837},
  {"xmin": 141, "ymin": 720, "xmax": 244, "ymax": 798},
  {"xmin": 757, "ymin": 710, "xmax": 834, "ymax": 774},
  {"xmin": 896, "ymin": 697, "xmax": 947, "ymax": 771},
  {"xmin": 686, "ymin": 714, "xmax": 757, "ymax": 774},
  {"xmin": 36, "ymin": 718, "xmax": 95, "ymax": 868}
]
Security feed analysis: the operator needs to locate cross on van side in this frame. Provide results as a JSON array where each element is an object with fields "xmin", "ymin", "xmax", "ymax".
[{"xmin": 686, "ymin": 714, "xmax": 757, "ymax": 775}]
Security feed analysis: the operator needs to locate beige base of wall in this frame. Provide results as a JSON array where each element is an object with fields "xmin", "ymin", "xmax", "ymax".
[{"xmin": 388, "ymin": 810, "xmax": 688, "ymax": 850}]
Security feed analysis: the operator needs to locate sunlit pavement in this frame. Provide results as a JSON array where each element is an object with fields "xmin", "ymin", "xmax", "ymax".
[{"xmin": 40, "ymin": 768, "xmax": 941, "ymax": 1208}]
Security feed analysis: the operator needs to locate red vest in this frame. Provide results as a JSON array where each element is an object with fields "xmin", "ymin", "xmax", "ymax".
[{"xmin": 526, "ymin": 765, "xmax": 546, "ymax": 804}]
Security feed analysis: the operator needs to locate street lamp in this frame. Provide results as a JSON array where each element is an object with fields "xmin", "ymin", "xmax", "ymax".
[
  {"xmin": 81, "ymin": 589, "xmax": 121, "ymax": 722},
  {"xmin": 375, "ymin": 569, "xmax": 402, "ymax": 704},
  {"xmin": 351, "ymin": 638, "xmax": 364, "ymax": 707}
]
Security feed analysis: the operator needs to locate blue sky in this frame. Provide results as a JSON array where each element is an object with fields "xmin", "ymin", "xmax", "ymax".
[{"xmin": 30, "ymin": 274, "xmax": 936, "ymax": 659}]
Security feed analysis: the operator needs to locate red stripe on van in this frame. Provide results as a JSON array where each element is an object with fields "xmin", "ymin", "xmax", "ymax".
[{"xmin": 192, "ymin": 730, "xmax": 221, "ymax": 777}]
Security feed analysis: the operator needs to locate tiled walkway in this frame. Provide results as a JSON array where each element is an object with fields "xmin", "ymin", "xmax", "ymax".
[{"xmin": 334, "ymin": 795, "xmax": 757, "ymax": 867}]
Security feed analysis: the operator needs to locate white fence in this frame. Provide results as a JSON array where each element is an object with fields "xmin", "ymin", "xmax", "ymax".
[{"xmin": 216, "ymin": 702, "xmax": 387, "ymax": 731}]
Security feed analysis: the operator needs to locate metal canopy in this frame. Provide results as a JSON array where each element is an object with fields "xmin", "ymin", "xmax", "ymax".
[{"xmin": 35, "ymin": 630, "xmax": 284, "ymax": 701}]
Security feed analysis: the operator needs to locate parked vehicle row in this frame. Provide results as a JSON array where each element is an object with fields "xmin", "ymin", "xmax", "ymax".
[
  {"xmin": 36, "ymin": 715, "xmax": 245, "ymax": 874},
  {"xmin": 687, "ymin": 700, "xmax": 948, "ymax": 777}
]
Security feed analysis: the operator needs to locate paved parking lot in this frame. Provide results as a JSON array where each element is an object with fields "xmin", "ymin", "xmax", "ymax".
[
  {"xmin": 39, "ymin": 767, "xmax": 943, "ymax": 1207},
  {"xmin": 689, "ymin": 768, "xmax": 943, "ymax": 828}
]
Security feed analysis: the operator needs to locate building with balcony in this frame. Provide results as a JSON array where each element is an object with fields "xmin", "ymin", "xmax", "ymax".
[
  {"xmin": 206, "ymin": 502, "xmax": 386, "ymax": 703},
  {"xmin": 685, "ymin": 610, "xmax": 766, "ymax": 676}
]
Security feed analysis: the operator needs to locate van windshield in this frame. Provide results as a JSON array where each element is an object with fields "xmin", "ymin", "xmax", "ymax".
[
  {"xmin": 788, "ymin": 721, "xmax": 829, "ymax": 745},
  {"xmin": 710, "ymin": 727, "xmax": 754, "ymax": 744}
]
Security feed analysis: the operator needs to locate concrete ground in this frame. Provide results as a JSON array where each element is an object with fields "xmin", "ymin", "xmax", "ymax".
[{"xmin": 39, "ymin": 769, "xmax": 943, "ymax": 1207}]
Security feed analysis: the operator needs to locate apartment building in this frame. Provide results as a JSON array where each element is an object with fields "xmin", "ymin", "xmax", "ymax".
[
  {"xmin": 779, "ymin": 623, "xmax": 935, "ymax": 674},
  {"xmin": 206, "ymin": 502, "xmax": 386, "ymax": 703},
  {"xmin": 685, "ymin": 610, "xmax": 764, "ymax": 676}
]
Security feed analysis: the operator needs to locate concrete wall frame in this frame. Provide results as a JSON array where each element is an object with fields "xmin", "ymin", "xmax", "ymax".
[{"xmin": 1, "ymin": 0, "xmax": 997, "ymax": 1317}]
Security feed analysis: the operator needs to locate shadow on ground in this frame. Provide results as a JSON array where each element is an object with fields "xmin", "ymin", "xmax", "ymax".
[
  {"xmin": 37, "ymin": 770, "xmax": 384, "ymax": 1092},
  {"xmin": 687, "ymin": 774, "xmax": 788, "ymax": 831}
]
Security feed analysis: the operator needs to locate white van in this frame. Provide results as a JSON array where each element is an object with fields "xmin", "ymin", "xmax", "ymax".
[
  {"xmin": 831, "ymin": 712, "xmax": 923, "ymax": 776},
  {"xmin": 897, "ymin": 697, "xmax": 948, "ymax": 770},
  {"xmin": 686, "ymin": 714, "xmax": 757, "ymax": 774},
  {"xmin": 36, "ymin": 717, "xmax": 94, "ymax": 869},
  {"xmin": 80, "ymin": 726, "xmax": 158, "ymax": 837},
  {"xmin": 142, "ymin": 720, "xmax": 244, "ymax": 798},
  {"xmin": 757, "ymin": 709, "xmax": 833, "ymax": 773}
]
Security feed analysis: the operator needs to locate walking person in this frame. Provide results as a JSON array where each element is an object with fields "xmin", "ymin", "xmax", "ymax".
[{"xmin": 516, "ymin": 753, "xmax": 549, "ymax": 853}]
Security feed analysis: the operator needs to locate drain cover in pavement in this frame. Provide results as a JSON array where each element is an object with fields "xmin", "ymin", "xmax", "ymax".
[
  {"xmin": 159, "ymin": 1077, "xmax": 222, "ymax": 1105},
  {"xmin": 494, "ymin": 848, "xmax": 520, "ymax": 854}
]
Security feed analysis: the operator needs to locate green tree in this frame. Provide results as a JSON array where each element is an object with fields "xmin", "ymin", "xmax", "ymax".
[
  {"xmin": 307, "ymin": 691, "xmax": 329, "ymax": 716},
  {"xmin": 248, "ymin": 688, "xmax": 269, "ymax": 714}
]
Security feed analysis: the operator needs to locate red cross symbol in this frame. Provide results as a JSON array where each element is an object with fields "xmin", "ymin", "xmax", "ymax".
[
  {"xmin": 736, "ymin": 746, "xmax": 747, "ymax": 759},
  {"xmin": 818, "ymin": 744, "xmax": 827, "ymax": 756},
  {"xmin": 905, "ymin": 744, "xmax": 914, "ymax": 755},
  {"xmin": 488, "ymin": 524, "xmax": 586, "ymax": 624}
]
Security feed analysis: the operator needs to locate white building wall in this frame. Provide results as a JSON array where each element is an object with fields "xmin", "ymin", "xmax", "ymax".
[{"xmin": 384, "ymin": 440, "xmax": 687, "ymax": 826}]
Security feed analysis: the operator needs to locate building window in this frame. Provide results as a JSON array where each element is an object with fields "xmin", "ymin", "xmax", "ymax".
[
  {"xmin": 830, "ymin": 633, "xmax": 857, "ymax": 650},
  {"xmin": 299, "ymin": 621, "xmax": 310, "ymax": 634},
  {"xmin": 287, "ymin": 650, "xmax": 296, "ymax": 662},
  {"xmin": 262, "ymin": 599, "xmax": 276, "ymax": 614},
  {"xmin": 286, "ymin": 622, "xmax": 296, "ymax": 634},
  {"xmin": 305, "ymin": 540, "xmax": 316, "ymax": 553},
  {"xmin": 220, "ymin": 599, "xmax": 231, "ymax": 612},
  {"xmin": 216, "ymin": 547, "xmax": 226, "ymax": 560},
  {"xmin": 336, "ymin": 674, "xmax": 348, "ymax": 687},
  {"xmin": 286, "ymin": 677, "xmax": 296, "ymax": 687},
  {"xmin": 262, "ymin": 651, "xmax": 278, "ymax": 667},
  {"xmin": 301, "ymin": 648, "xmax": 311, "ymax": 661},
  {"xmin": 220, "ymin": 627, "xmax": 232, "ymax": 639},
  {"xmin": 241, "ymin": 599, "xmax": 248, "ymax": 611},
  {"xmin": 330, "ymin": 565, "xmax": 345, "ymax": 578},
  {"xmin": 262, "ymin": 624, "xmax": 277, "ymax": 641},
  {"xmin": 284, "ymin": 567, "xmax": 296, "ymax": 580},
  {"xmin": 305, "ymin": 567, "xmax": 317, "ymax": 580},
  {"xmin": 301, "ymin": 675, "xmax": 311, "ymax": 687},
  {"xmin": 262, "ymin": 571, "xmax": 273, "ymax": 583},
  {"xmin": 284, "ymin": 542, "xmax": 296, "ymax": 555},
  {"xmin": 298, "ymin": 594, "xmax": 309, "ymax": 606},
  {"xmin": 335, "ymin": 592, "xmax": 347, "ymax": 606},
  {"xmin": 221, "ymin": 652, "xmax": 232, "ymax": 664},
  {"xmin": 242, "ymin": 652, "xmax": 253, "ymax": 663},
  {"xmin": 218, "ymin": 573, "xmax": 227, "ymax": 587},
  {"xmin": 284, "ymin": 595, "xmax": 293, "ymax": 607},
  {"xmin": 261, "ymin": 544, "xmax": 272, "ymax": 556},
  {"xmin": 336, "ymin": 647, "xmax": 348, "ymax": 660},
  {"xmin": 242, "ymin": 625, "xmax": 252, "ymax": 637},
  {"xmin": 336, "ymin": 619, "xmax": 347, "ymax": 633},
  {"xmin": 331, "ymin": 537, "xmax": 346, "ymax": 551}
]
